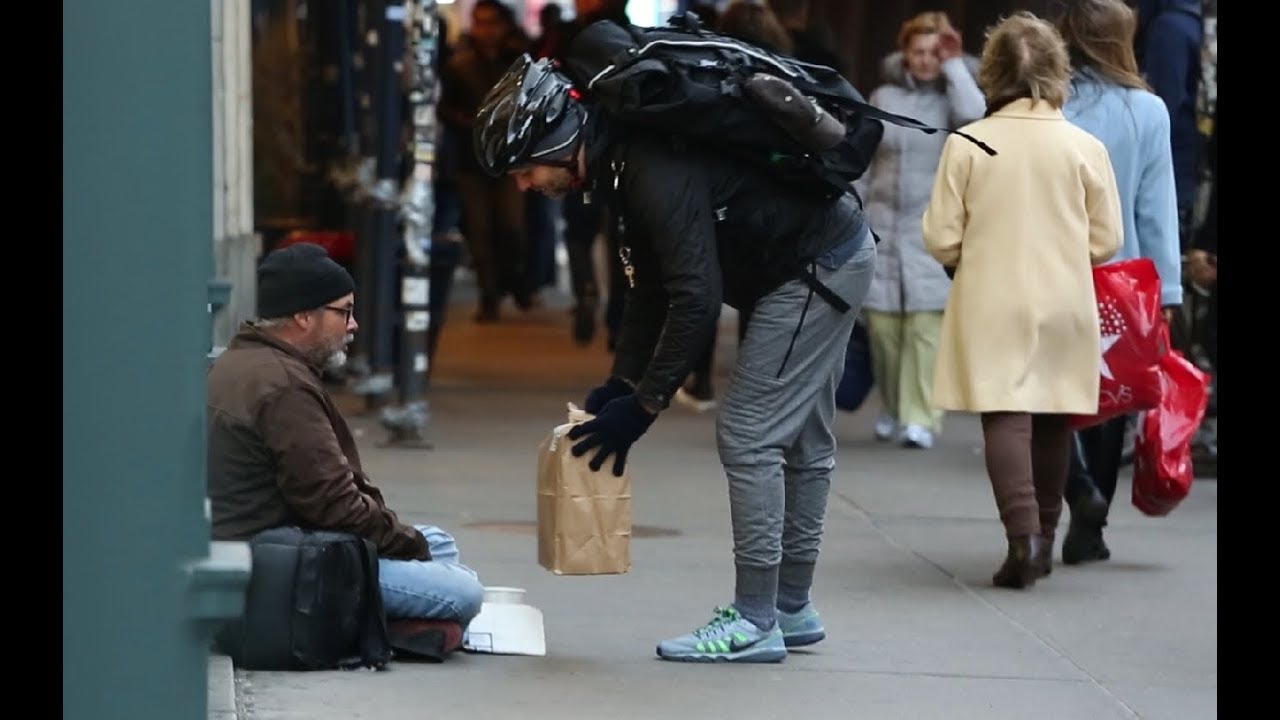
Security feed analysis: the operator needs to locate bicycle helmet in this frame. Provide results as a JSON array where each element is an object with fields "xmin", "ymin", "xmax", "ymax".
[{"xmin": 474, "ymin": 54, "xmax": 588, "ymax": 177}]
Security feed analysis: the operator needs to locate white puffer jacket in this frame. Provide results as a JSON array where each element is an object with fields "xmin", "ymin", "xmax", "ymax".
[{"xmin": 858, "ymin": 52, "xmax": 985, "ymax": 313}]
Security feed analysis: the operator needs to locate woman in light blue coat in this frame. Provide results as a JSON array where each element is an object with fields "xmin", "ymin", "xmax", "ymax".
[
  {"xmin": 1054, "ymin": 0, "xmax": 1184, "ymax": 567},
  {"xmin": 857, "ymin": 11, "xmax": 985, "ymax": 449}
]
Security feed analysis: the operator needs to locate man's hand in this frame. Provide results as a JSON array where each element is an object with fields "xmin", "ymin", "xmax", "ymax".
[
  {"xmin": 1187, "ymin": 249, "xmax": 1217, "ymax": 288},
  {"xmin": 567, "ymin": 394, "xmax": 657, "ymax": 477}
]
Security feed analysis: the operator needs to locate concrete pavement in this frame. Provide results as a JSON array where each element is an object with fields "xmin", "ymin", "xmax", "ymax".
[{"xmin": 216, "ymin": 295, "xmax": 1217, "ymax": 720}]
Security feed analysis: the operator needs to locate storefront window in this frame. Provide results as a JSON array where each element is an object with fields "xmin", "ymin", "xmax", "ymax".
[
  {"xmin": 520, "ymin": 0, "xmax": 549, "ymax": 35},
  {"xmin": 627, "ymin": 0, "xmax": 681, "ymax": 26},
  {"xmin": 446, "ymin": 0, "xmax": 683, "ymax": 38}
]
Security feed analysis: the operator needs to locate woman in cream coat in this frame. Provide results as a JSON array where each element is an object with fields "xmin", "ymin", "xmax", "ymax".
[{"xmin": 921, "ymin": 12, "xmax": 1123, "ymax": 589}]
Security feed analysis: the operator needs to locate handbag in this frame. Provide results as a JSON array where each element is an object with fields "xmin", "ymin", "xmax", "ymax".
[{"xmin": 835, "ymin": 320, "xmax": 874, "ymax": 412}]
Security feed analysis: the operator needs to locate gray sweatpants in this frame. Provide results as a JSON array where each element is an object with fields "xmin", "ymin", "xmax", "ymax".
[{"xmin": 718, "ymin": 240, "xmax": 876, "ymax": 579}]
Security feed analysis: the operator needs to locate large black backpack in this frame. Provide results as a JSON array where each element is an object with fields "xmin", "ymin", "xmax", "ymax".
[
  {"xmin": 558, "ymin": 12, "xmax": 996, "ymax": 202},
  {"xmin": 214, "ymin": 527, "xmax": 392, "ymax": 671}
]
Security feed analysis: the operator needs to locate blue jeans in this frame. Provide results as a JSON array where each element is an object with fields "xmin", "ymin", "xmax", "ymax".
[{"xmin": 378, "ymin": 525, "xmax": 484, "ymax": 626}]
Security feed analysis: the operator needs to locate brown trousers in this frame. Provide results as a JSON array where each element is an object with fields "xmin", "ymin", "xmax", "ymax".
[{"xmin": 980, "ymin": 412, "xmax": 1072, "ymax": 539}]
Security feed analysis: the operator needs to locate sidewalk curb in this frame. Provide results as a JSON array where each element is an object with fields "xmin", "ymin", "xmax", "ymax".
[{"xmin": 207, "ymin": 653, "xmax": 237, "ymax": 720}]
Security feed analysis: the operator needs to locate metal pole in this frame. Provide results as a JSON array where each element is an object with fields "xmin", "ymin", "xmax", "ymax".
[
  {"xmin": 346, "ymin": 0, "xmax": 379, "ymax": 387},
  {"xmin": 380, "ymin": 0, "xmax": 438, "ymax": 447},
  {"xmin": 334, "ymin": 0, "xmax": 359, "ymax": 158},
  {"xmin": 349, "ymin": 0, "xmax": 400, "ymax": 403},
  {"xmin": 369, "ymin": 0, "xmax": 407, "ymax": 371}
]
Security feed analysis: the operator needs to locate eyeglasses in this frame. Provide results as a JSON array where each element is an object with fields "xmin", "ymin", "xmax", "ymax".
[{"xmin": 323, "ymin": 305, "xmax": 354, "ymax": 323}]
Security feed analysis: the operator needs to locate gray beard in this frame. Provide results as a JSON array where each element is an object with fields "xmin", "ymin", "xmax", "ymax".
[
  {"xmin": 324, "ymin": 349, "xmax": 348, "ymax": 373},
  {"xmin": 311, "ymin": 334, "xmax": 354, "ymax": 372}
]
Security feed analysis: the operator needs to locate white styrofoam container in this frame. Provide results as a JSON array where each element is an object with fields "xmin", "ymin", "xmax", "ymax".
[{"xmin": 462, "ymin": 587, "xmax": 547, "ymax": 657}]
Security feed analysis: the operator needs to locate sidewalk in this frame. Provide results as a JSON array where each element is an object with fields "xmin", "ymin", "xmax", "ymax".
[{"xmin": 216, "ymin": 298, "xmax": 1217, "ymax": 720}]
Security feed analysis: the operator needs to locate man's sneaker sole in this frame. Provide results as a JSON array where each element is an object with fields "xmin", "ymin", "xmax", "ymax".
[
  {"xmin": 778, "ymin": 604, "xmax": 826, "ymax": 648},
  {"xmin": 782, "ymin": 629, "xmax": 826, "ymax": 648},
  {"xmin": 656, "ymin": 643, "xmax": 787, "ymax": 663}
]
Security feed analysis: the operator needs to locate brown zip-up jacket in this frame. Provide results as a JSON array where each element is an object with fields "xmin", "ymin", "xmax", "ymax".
[{"xmin": 206, "ymin": 323, "xmax": 429, "ymax": 560}]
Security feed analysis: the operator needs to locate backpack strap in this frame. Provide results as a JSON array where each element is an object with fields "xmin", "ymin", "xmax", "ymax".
[
  {"xmin": 336, "ymin": 538, "xmax": 391, "ymax": 670},
  {"xmin": 356, "ymin": 539, "xmax": 391, "ymax": 667},
  {"xmin": 862, "ymin": 106, "xmax": 997, "ymax": 156},
  {"xmin": 799, "ymin": 266, "xmax": 852, "ymax": 313}
]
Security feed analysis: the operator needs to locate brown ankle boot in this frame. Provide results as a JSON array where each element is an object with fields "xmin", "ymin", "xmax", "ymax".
[
  {"xmin": 1036, "ymin": 534, "xmax": 1054, "ymax": 577},
  {"xmin": 993, "ymin": 535, "xmax": 1042, "ymax": 589}
]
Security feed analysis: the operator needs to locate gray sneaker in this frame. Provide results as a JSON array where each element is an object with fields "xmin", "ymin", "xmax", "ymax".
[
  {"xmin": 777, "ymin": 603, "xmax": 826, "ymax": 647},
  {"xmin": 656, "ymin": 606, "xmax": 787, "ymax": 663}
]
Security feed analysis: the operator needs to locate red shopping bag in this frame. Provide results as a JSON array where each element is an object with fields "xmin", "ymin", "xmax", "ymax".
[
  {"xmin": 1070, "ymin": 258, "xmax": 1168, "ymax": 430},
  {"xmin": 1131, "ymin": 350, "xmax": 1211, "ymax": 517}
]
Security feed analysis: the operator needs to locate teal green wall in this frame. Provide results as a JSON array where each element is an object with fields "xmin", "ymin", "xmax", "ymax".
[{"xmin": 64, "ymin": 1, "xmax": 217, "ymax": 717}]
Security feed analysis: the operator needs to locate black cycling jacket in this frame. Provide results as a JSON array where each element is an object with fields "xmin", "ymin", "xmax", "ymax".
[{"xmin": 583, "ymin": 117, "xmax": 868, "ymax": 411}]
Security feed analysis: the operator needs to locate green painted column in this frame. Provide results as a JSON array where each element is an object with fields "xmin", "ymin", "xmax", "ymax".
[{"xmin": 64, "ymin": 2, "xmax": 248, "ymax": 718}]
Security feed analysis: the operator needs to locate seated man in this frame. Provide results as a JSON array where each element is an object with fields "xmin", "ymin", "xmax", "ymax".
[{"xmin": 207, "ymin": 242, "xmax": 484, "ymax": 632}]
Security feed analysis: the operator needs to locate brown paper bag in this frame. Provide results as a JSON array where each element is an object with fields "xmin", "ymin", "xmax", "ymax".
[{"xmin": 537, "ymin": 403, "xmax": 632, "ymax": 575}]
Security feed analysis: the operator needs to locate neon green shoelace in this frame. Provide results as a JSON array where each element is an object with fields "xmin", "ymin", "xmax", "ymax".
[{"xmin": 691, "ymin": 607, "xmax": 740, "ymax": 639}]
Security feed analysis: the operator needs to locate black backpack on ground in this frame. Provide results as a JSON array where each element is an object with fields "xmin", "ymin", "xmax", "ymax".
[
  {"xmin": 214, "ymin": 527, "xmax": 392, "ymax": 671},
  {"xmin": 558, "ymin": 12, "xmax": 996, "ymax": 203}
]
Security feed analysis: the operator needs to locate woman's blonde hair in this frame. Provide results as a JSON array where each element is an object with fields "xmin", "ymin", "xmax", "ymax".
[
  {"xmin": 1056, "ymin": 0, "xmax": 1151, "ymax": 92},
  {"xmin": 897, "ymin": 11, "xmax": 951, "ymax": 52},
  {"xmin": 977, "ymin": 11, "xmax": 1072, "ymax": 110}
]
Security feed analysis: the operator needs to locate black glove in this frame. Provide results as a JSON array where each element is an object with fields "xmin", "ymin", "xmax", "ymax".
[
  {"xmin": 584, "ymin": 376, "xmax": 635, "ymax": 415},
  {"xmin": 568, "ymin": 394, "xmax": 656, "ymax": 477}
]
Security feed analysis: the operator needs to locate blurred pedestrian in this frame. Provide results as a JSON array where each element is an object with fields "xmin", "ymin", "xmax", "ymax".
[
  {"xmin": 857, "ymin": 11, "xmax": 985, "ymax": 449},
  {"xmin": 1053, "ymin": 0, "xmax": 1184, "ymax": 566}
]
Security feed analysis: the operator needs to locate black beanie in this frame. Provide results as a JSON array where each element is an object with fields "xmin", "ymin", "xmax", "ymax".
[{"xmin": 256, "ymin": 242, "xmax": 356, "ymax": 319}]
